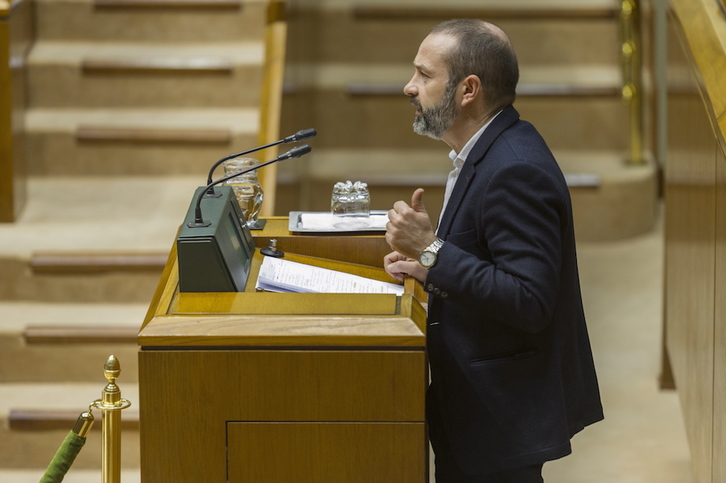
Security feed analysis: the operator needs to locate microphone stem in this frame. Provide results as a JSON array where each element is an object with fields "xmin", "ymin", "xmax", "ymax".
[
  {"xmin": 205, "ymin": 139, "xmax": 285, "ymax": 186},
  {"xmin": 194, "ymin": 155, "xmax": 284, "ymax": 225}
]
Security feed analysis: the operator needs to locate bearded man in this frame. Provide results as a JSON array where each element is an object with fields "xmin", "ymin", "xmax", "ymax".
[{"xmin": 384, "ymin": 19, "xmax": 604, "ymax": 482}]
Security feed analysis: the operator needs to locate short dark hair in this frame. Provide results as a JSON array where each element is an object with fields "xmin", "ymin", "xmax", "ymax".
[{"xmin": 430, "ymin": 19, "xmax": 519, "ymax": 110}]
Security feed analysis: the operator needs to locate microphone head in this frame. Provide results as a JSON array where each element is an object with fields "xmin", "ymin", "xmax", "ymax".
[
  {"xmin": 286, "ymin": 128, "xmax": 317, "ymax": 143},
  {"xmin": 287, "ymin": 144, "xmax": 312, "ymax": 158}
]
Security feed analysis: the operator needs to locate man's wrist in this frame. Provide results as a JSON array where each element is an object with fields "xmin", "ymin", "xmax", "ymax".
[{"xmin": 418, "ymin": 238, "xmax": 445, "ymax": 269}]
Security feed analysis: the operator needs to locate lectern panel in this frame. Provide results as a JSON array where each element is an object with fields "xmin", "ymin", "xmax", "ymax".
[
  {"xmin": 139, "ymin": 349, "xmax": 427, "ymax": 482},
  {"xmin": 227, "ymin": 422, "xmax": 427, "ymax": 482}
]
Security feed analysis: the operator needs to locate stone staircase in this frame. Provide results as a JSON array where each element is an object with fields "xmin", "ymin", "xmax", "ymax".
[
  {"xmin": 276, "ymin": 0, "xmax": 658, "ymax": 242},
  {"xmin": 0, "ymin": 0, "xmax": 271, "ymax": 480},
  {"xmin": 0, "ymin": 0, "xmax": 658, "ymax": 481},
  {"xmin": 26, "ymin": 0, "xmax": 267, "ymax": 177}
]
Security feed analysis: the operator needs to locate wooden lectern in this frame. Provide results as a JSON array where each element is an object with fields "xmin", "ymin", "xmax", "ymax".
[{"xmin": 138, "ymin": 217, "xmax": 428, "ymax": 482}]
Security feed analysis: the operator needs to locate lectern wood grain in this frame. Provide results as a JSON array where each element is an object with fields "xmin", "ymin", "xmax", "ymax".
[
  {"xmin": 139, "ymin": 221, "xmax": 428, "ymax": 481},
  {"xmin": 228, "ymin": 422, "xmax": 426, "ymax": 482},
  {"xmin": 139, "ymin": 350, "xmax": 426, "ymax": 482}
]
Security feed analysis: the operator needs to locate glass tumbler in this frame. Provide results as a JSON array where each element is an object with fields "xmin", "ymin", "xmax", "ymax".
[
  {"xmin": 223, "ymin": 157, "xmax": 264, "ymax": 227},
  {"xmin": 331, "ymin": 180, "xmax": 370, "ymax": 228}
]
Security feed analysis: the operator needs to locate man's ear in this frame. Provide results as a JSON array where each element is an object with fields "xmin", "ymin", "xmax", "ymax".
[{"xmin": 460, "ymin": 74, "xmax": 482, "ymax": 107}]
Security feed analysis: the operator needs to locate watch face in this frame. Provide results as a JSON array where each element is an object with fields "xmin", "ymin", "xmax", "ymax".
[{"xmin": 420, "ymin": 251, "xmax": 436, "ymax": 267}]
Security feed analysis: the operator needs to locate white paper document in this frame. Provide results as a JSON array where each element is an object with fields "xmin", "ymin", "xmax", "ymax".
[
  {"xmin": 256, "ymin": 257, "xmax": 404, "ymax": 295},
  {"xmin": 299, "ymin": 212, "xmax": 389, "ymax": 230}
]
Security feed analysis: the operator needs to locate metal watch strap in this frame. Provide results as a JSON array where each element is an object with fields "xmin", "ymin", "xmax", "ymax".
[
  {"xmin": 419, "ymin": 238, "xmax": 445, "ymax": 268},
  {"xmin": 424, "ymin": 238, "xmax": 445, "ymax": 254}
]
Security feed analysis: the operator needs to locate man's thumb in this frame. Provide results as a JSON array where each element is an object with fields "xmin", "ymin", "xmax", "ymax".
[{"xmin": 411, "ymin": 188, "xmax": 427, "ymax": 213}]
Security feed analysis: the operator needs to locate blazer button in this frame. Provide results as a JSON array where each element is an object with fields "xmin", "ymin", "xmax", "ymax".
[
  {"xmin": 433, "ymin": 288, "xmax": 441, "ymax": 296},
  {"xmin": 440, "ymin": 292, "xmax": 448, "ymax": 299},
  {"xmin": 426, "ymin": 283, "xmax": 434, "ymax": 292}
]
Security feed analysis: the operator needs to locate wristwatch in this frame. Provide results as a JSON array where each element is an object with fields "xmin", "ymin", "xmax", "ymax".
[{"xmin": 418, "ymin": 238, "xmax": 445, "ymax": 269}]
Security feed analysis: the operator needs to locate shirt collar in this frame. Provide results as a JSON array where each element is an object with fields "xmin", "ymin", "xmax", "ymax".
[{"xmin": 448, "ymin": 110, "xmax": 503, "ymax": 169}]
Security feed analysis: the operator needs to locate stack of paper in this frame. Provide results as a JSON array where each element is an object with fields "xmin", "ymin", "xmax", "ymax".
[{"xmin": 256, "ymin": 257, "xmax": 404, "ymax": 295}]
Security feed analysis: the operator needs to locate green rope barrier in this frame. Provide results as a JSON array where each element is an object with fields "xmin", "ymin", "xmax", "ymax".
[
  {"xmin": 39, "ymin": 409, "xmax": 94, "ymax": 483},
  {"xmin": 39, "ymin": 430, "xmax": 87, "ymax": 483}
]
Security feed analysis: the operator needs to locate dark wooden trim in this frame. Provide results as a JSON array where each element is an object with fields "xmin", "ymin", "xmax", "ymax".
[
  {"xmin": 352, "ymin": 6, "xmax": 619, "ymax": 21},
  {"xmin": 9, "ymin": 409, "xmax": 139, "ymax": 431},
  {"xmin": 75, "ymin": 126, "xmax": 231, "ymax": 144},
  {"xmin": 346, "ymin": 83, "xmax": 621, "ymax": 98},
  {"xmin": 30, "ymin": 252, "xmax": 168, "ymax": 273},
  {"xmin": 94, "ymin": 0, "xmax": 241, "ymax": 9},
  {"xmin": 23, "ymin": 325, "xmax": 139, "ymax": 344},
  {"xmin": 82, "ymin": 58, "xmax": 235, "ymax": 75}
]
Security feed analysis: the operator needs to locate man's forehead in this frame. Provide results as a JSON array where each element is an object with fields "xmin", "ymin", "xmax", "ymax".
[{"xmin": 414, "ymin": 33, "xmax": 454, "ymax": 70}]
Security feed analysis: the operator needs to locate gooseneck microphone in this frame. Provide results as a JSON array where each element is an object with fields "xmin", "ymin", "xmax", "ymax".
[
  {"xmin": 189, "ymin": 144, "xmax": 313, "ymax": 228},
  {"xmin": 204, "ymin": 128, "xmax": 317, "ymax": 192}
]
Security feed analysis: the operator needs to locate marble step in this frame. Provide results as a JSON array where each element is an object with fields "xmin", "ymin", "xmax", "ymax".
[
  {"xmin": 0, "ymin": 382, "xmax": 140, "ymax": 469},
  {"xmin": 24, "ymin": 108, "xmax": 259, "ymax": 176},
  {"xmin": 34, "ymin": 0, "xmax": 266, "ymax": 42},
  {"xmin": 28, "ymin": 41, "xmax": 265, "ymax": 109},
  {"xmin": 0, "ymin": 176, "xmax": 199, "ymax": 301},
  {"xmin": 0, "ymin": 255, "xmax": 164, "ymax": 303},
  {"xmin": 283, "ymin": 93, "xmax": 630, "ymax": 152},
  {"xmin": 289, "ymin": 0, "xmax": 620, "ymax": 67},
  {"xmin": 275, "ymin": 149, "xmax": 659, "ymax": 242},
  {"xmin": 281, "ymin": 65, "xmax": 629, "ymax": 153},
  {"xmin": 0, "ymin": 301, "xmax": 145, "ymax": 382}
]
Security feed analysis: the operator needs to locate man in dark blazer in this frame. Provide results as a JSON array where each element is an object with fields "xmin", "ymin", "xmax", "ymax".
[{"xmin": 384, "ymin": 19, "xmax": 604, "ymax": 482}]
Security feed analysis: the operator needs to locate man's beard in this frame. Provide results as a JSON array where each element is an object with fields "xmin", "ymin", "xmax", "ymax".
[{"xmin": 411, "ymin": 83, "xmax": 457, "ymax": 140}]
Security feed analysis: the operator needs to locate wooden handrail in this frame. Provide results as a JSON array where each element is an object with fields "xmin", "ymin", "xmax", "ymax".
[
  {"xmin": 670, "ymin": 0, "xmax": 726, "ymax": 142},
  {"xmin": 256, "ymin": 0, "xmax": 287, "ymax": 216}
]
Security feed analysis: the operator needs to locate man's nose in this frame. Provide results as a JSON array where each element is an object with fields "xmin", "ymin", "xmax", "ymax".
[{"xmin": 403, "ymin": 78, "xmax": 417, "ymax": 97}]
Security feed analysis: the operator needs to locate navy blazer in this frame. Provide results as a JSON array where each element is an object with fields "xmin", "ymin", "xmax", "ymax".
[{"xmin": 424, "ymin": 106, "xmax": 603, "ymax": 474}]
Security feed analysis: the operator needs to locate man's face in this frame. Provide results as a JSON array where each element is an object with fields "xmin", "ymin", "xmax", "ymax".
[
  {"xmin": 411, "ymin": 80, "xmax": 458, "ymax": 140},
  {"xmin": 404, "ymin": 33, "xmax": 460, "ymax": 140}
]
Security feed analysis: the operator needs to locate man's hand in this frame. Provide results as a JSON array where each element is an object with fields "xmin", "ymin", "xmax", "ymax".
[
  {"xmin": 383, "ymin": 251, "xmax": 428, "ymax": 283},
  {"xmin": 385, "ymin": 188, "xmax": 437, "ymax": 259}
]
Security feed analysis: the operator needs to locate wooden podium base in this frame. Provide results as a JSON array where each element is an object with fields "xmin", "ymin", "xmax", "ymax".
[{"xmin": 138, "ymin": 218, "xmax": 428, "ymax": 482}]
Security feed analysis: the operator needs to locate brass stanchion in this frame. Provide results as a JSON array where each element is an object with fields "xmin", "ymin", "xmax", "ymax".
[
  {"xmin": 92, "ymin": 355, "xmax": 131, "ymax": 483},
  {"xmin": 620, "ymin": 0, "xmax": 645, "ymax": 164}
]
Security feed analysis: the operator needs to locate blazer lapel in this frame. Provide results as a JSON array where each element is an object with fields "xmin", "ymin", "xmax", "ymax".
[{"xmin": 437, "ymin": 106, "xmax": 521, "ymax": 238}]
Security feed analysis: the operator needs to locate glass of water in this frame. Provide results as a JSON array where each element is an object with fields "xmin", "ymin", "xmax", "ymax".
[
  {"xmin": 223, "ymin": 157, "xmax": 264, "ymax": 227},
  {"xmin": 331, "ymin": 180, "xmax": 370, "ymax": 228}
]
